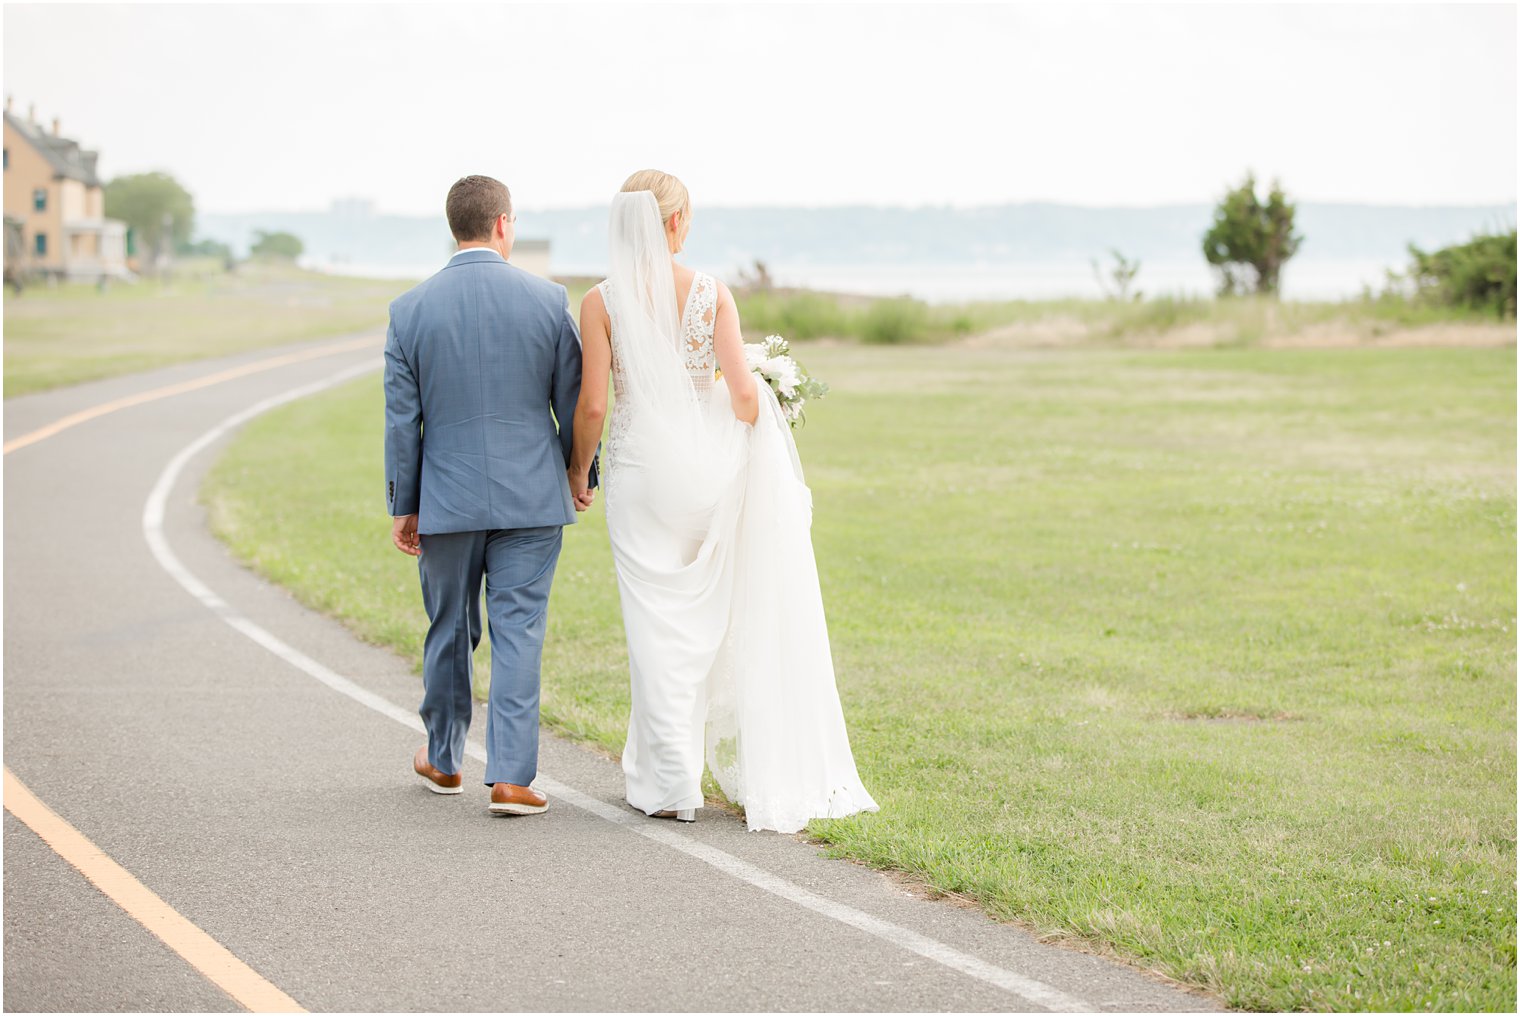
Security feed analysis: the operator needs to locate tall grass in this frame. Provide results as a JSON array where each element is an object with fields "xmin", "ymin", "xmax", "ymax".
[
  {"xmin": 729, "ymin": 287, "xmax": 1513, "ymax": 348},
  {"xmin": 860, "ymin": 297, "xmax": 930, "ymax": 344},
  {"xmin": 735, "ymin": 289, "xmax": 857, "ymax": 339}
]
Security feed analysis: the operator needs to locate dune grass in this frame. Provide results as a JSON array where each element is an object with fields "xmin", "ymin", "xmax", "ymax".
[
  {"xmin": 733, "ymin": 287, "xmax": 1512, "ymax": 347},
  {"xmin": 1, "ymin": 264, "xmax": 413, "ymax": 396},
  {"xmin": 202, "ymin": 339, "xmax": 1515, "ymax": 1010}
]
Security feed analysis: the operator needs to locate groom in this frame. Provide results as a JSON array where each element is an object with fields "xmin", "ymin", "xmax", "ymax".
[{"xmin": 384, "ymin": 174, "xmax": 593, "ymax": 816}]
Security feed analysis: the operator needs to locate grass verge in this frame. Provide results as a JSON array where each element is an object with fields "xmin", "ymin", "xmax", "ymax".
[
  {"xmin": 2, "ymin": 264, "xmax": 414, "ymax": 397},
  {"xmin": 203, "ymin": 340, "xmax": 1515, "ymax": 1011}
]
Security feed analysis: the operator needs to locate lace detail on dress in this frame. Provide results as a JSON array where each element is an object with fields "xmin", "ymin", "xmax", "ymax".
[
  {"xmin": 681, "ymin": 273, "xmax": 718, "ymax": 386},
  {"xmin": 600, "ymin": 274, "xmax": 716, "ymax": 396},
  {"xmin": 596, "ymin": 280, "xmax": 633, "ymax": 461},
  {"xmin": 598, "ymin": 273, "xmax": 718, "ymax": 504}
]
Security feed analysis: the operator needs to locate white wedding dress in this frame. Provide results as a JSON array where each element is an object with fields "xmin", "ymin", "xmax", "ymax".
[{"xmin": 597, "ymin": 193, "xmax": 878, "ymax": 833}]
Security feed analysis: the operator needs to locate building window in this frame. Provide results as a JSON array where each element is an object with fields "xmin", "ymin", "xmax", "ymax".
[
  {"xmin": 3, "ymin": 148, "xmax": 8, "ymax": 170},
  {"xmin": 34, "ymin": 233, "xmax": 46, "ymax": 256},
  {"xmin": 33, "ymin": 188, "xmax": 46, "ymax": 212}
]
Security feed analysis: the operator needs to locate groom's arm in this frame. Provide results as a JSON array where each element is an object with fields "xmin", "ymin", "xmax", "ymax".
[
  {"xmin": 551, "ymin": 299, "xmax": 598, "ymax": 489},
  {"xmin": 383, "ymin": 310, "xmax": 423, "ymax": 519}
]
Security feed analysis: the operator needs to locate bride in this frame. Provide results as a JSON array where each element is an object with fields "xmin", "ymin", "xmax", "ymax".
[{"xmin": 568, "ymin": 169, "xmax": 877, "ymax": 834}]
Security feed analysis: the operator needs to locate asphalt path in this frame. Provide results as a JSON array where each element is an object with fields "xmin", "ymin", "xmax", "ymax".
[{"xmin": 2, "ymin": 332, "xmax": 1220, "ymax": 1013}]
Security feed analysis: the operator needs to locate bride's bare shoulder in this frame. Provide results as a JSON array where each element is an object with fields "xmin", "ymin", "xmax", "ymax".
[
  {"xmin": 707, "ymin": 273, "xmax": 736, "ymax": 307},
  {"xmin": 579, "ymin": 282, "xmax": 608, "ymax": 318}
]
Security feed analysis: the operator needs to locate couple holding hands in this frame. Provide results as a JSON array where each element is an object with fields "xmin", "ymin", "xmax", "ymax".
[{"xmin": 384, "ymin": 170, "xmax": 875, "ymax": 833}]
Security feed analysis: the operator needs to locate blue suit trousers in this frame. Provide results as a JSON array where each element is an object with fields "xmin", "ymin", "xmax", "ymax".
[{"xmin": 418, "ymin": 526, "xmax": 563, "ymax": 786}]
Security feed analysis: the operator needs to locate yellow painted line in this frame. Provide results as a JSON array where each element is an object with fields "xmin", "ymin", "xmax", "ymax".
[
  {"xmin": 3, "ymin": 767, "xmax": 306, "ymax": 1013},
  {"xmin": 3, "ymin": 335, "xmax": 379, "ymax": 455}
]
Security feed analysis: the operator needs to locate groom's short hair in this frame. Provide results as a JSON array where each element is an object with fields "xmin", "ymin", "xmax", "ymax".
[{"xmin": 446, "ymin": 175, "xmax": 512, "ymax": 242}]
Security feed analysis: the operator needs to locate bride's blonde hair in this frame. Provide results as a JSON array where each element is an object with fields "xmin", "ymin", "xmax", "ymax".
[{"xmin": 621, "ymin": 169, "xmax": 690, "ymax": 224}]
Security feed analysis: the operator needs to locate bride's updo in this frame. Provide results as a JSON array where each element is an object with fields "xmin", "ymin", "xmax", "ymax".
[{"xmin": 621, "ymin": 169, "xmax": 690, "ymax": 225}]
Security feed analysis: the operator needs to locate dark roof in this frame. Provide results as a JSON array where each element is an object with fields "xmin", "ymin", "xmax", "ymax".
[{"xmin": 3, "ymin": 111, "xmax": 102, "ymax": 187}]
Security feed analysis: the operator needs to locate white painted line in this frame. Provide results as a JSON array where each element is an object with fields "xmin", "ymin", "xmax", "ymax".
[
  {"xmin": 141, "ymin": 361, "xmax": 1093, "ymax": 1013},
  {"xmin": 5, "ymin": 334, "xmax": 379, "ymax": 455},
  {"xmin": 532, "ymin": 772, "xmax": 1093, "ymax": 1010}
]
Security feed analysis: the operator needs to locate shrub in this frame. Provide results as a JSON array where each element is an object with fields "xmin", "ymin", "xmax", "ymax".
[
  {"xmin": 1405, "ymin": 230, "xmax": 1517, "ymax": 319},
  {"xmin": 250, "ymin": 230, "xmax": 304, "ymax": 261}
]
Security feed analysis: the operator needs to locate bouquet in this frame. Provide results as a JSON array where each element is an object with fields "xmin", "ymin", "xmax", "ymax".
[{"xmin": 742, "ymin": 334, "xmax": 829, "ymax": 429}]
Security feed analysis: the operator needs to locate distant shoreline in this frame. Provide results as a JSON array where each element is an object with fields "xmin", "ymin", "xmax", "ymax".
[
  {"xmin": 306, "ymin": 257, "xmax": 1408, "ymax": 304},
  {"xmin": 205, "ymin": 200, "xmax": 1510, "ymax": 304}
]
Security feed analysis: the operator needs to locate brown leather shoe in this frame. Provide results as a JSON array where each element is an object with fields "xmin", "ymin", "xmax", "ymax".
[
  {"xmin": 413, "ymin": 746, "xmax": 462, "ymax": 795},
  {"xmin": 489, "ymin": 782, "xmax": 547, "ymax": 816}
]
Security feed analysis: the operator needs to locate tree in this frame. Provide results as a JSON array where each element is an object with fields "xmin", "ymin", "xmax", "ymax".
[
  {"xmin": 1091, "ymin": 249, "xmax": 1142, "ymax": 301},
  {"xmin": 1202, "ymin": 173, "xmax": 1302, "ymax": 297},
  {"xmin": 250, "ymin": 230, "xmax": 304, "ymax": 261},
  {"xmin": 103, "ymin": 172, "xmax": 194, "ymax": 259}
]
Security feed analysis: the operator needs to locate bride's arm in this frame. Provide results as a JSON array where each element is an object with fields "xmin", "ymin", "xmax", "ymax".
[
  {"xmin": 712, "ymin": 281, "xmax": 759, "ymax": 426},
  {"xmin": 569, "ymin": 288, "xmax": 611, "ymax": 503}
]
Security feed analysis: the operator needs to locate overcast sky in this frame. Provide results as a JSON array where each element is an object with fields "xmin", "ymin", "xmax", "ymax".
[{"xmin": 3, "ymin": 2, "xmax": 1515, "ymax": 214}]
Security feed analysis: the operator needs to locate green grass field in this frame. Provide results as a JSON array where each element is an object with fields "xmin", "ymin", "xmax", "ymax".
[
  {"xmin": 1, "ymin": 264, "xmax": 413, "ymax": 396},
  {"xmin": 203, "ymin": 340, "xmax": 1516, "ymax": 1011}
]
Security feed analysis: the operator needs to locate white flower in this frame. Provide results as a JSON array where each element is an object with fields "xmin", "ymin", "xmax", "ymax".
[
  {"xmin": 741, "ymin": 333, "xmax": 824, "ymax": 429},
  {"xmin": 761, "ymin": 355, "xmax": 800, "ymax": 397}
]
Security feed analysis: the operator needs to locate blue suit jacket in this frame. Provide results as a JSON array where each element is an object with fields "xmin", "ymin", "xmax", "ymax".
[{"xmin": 384, "ymin": 249, "xmax": 592, "ymax": 534}]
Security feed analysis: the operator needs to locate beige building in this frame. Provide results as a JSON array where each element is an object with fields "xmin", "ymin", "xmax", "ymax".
[
  {"xmin": 511, "ymin": 237, "xmax": 551, "ymax": 278},
  {"xmin": 3, "ymin": 100, "xmax": 130, "ymax": 282}
]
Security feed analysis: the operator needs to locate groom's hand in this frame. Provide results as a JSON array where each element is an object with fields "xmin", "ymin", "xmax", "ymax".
[
  {"xmin": 391, "ymin": 514, "xmax": 421, "ymax": 556},
  {"xmin": 568, "ymin": 470, "xmax": 594, "ymax": 512}
]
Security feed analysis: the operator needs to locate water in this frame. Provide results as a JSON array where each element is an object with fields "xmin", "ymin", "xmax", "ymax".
[
  {"xmin": 757, "ymin": 259, "xmax": 1398, "ymax": 303},
  {"xmin": 310, "ymin": 257, "xmax": 1400, "ymax": 304}
]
